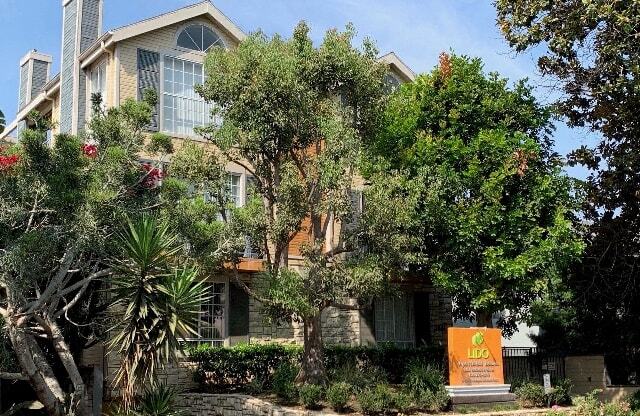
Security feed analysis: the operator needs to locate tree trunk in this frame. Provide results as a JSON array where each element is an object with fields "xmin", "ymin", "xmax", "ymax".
[
  {"xmin": 7, "ymin": 325, "xmax": 66, "ymax": 416},
  {"xmin": 475, "ymin": 310, "xmax": 494, "ymax": 328},
  {"xmin": 297, "ymin": 313, "xmax": 327, "ymax": 386},
  {"xmin": 47, "ymin": 319, "xmax": 90, "ymax": 416}
]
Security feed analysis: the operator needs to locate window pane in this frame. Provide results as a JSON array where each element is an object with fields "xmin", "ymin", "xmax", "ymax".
[
  {"xmin": 177, "ymin": 30, "xmax": 199, "ymax": 51},
  {"xmin": 186, "ymin": 25, "xmax": 204, "ymax": 51},
  {"xmin": 203, "ymin": 26, "xmax": 222, "ymax": 51}
]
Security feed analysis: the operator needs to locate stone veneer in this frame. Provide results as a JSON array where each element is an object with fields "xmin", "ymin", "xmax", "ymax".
[
  {"xmin": 177, "ymin": 393, "xmax": 341, "ymax": 416},
  {"xmin": 176, "ymin": 393, "xmax": 562, "ymax": 416}
]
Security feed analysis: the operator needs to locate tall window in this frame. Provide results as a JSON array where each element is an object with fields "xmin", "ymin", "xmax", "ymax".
[
  {"xmin": 90, "ymin": 61, "xmax": 107, "ymax": 110},
  {"xmin": 375, "ymin": 293, "xmax": 415, "ymax": 347},
  {"xmin": 177, "ymin": 24, "xmax": 224, "ymax": 52},
  {"xmin": 194, "ymin": 282, "xmax": 226, "ymax": 346},
  {"xmin": 162, "ymin": 56, "xmax": 215, "ymax": 136}
]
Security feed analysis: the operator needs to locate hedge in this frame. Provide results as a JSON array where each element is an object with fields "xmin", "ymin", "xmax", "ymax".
[{"xmin": 189, "ymin": 343, "xmax": 445, "ymax": 390}]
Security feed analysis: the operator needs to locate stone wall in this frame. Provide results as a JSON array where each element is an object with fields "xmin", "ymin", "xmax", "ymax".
[
  {"xmin": 177, "ymin": 393, "xmax": 341, "ymax": 416},
  {"xmin": 565, "ymin": 355, "xmax": 608, "ymax": 396},
  {"xmin": 565, "ymin": 355, "xmax": 640, "ymax": 402},
  {"xmin": 176, "ymin": 393, "xmax": 558, "ymax": 416}
]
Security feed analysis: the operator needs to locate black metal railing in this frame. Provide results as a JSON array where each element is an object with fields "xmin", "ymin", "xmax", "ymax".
[{"xmin": 503, "ymin": 347, "xmax": 566, "ymax": 385}]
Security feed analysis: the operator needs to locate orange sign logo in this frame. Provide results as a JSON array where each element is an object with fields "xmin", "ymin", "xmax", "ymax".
[{"xmin": 448, "ymin": 327, "xmax": 504, "ymax": 386}]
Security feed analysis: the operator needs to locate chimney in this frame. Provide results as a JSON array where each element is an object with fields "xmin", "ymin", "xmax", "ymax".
[
  {"xmin": 59, "ymin": 0, "xmax": 103, "ymax": 134},
  {"xmin": 18, "ymin": 50, "xmax": 53, "ymax": 110}
]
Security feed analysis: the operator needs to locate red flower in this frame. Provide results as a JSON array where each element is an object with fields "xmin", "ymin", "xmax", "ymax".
[
  {"xmin": 0, "ymin": 154, "xmax": 20, "ymax": 172},
  {"xmin": 141, "ymin": 163, "xmax": 164, "ymax": 188},
  {"xmin": 81, "ymin": 144, "xmax": 98, "ymax": 158}
]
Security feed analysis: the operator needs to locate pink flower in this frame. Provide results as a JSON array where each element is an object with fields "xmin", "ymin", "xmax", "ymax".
[
  {"xmin": 81, "ymin": 144, "xmax": 98, "ymax": 158},
  {"xmin": 141, "ymin": 163, "xmax": 164, "ymax": 188}
]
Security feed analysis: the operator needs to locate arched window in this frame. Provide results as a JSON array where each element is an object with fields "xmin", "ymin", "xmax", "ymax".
[{"xmin": 177, "ymin": 24, "xmax": 223, "ymax": 52}]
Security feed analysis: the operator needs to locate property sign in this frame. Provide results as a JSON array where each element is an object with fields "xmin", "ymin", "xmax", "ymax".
[
  {"xmin": 448, "ymin": 327, "xmax": 505, "ymax": 386},
  {"xmin": 543, "ymin": 373, "xmax": 552, "ymax": 393}
]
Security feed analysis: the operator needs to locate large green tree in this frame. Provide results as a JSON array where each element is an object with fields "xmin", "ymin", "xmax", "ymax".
[
  {"xmin": 168, "ymin": 22, "xmax": 413, "ymax": 385},
  {"xmin": 496, "ymin": 0, "xmax": 640, "ymax": 379},
  {"xmin": 370, "ymin": 54, "xmax": 583, "ymax": 331}
]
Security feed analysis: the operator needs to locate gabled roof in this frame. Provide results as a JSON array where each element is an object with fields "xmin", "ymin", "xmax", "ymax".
[
  {"xmin": 80, "ymin": 1, "xmax": 247, "ymax": 68},
  {"xmin": 379, "ymin": 52, "xmax": 416, "ymax": 82},
  {"xmin": 111, "ymin": 1, "xmax": 246, "ymax": 43}
]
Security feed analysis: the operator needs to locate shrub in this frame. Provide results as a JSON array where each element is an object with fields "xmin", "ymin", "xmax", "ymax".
[
  {"xmin": 272, "ymin": 361, "xmax": 299, "ymax": 402},
  {"xmin": 515, "ymin": 382, "xmax": 546, "ymax": 408},
  {"xmin": 393, "ymin": 391, "xmax": 414, "ymax": 414},
  {"xmin": 548, "ymin": 379, "xmax": 572, "ymax": 406},
  {"xmin": 628, "ymin": 390, "xmax": 640, "ymax": 411},
  {"xmin": 190, "ymin": 343, "xmax": 301, "ymax": 390},
  {"xmin": 326, "ymin": 344, "xmax": 444, "ymax": 384},
  {"xmin": 329, "ymin": 362, "xmax": 388, "ymax": 392},
  {"xmin": 404, "ymin": 360, "xmax": 445, "ymax": 397},
  {"xmin": 358, "ymin": 384, "xmax": 395, "ymax": 415},
  {"xmin": 191, "ymin": 343, "xmax": 444, "ymax": 391},
  {"xmin": 327, "ymin": 382, "xmax": 352, "ymax": 412},
  {"xmin": 416, "ymin": 386, "xmax": 450, "ymax": 413},
  {"xmin": 135, "ymin": 384, "xmax": 186, "ymax": 416},
  {"xmin": 299, "ymin": 384, "xmax": 325, "ymax": 409}
]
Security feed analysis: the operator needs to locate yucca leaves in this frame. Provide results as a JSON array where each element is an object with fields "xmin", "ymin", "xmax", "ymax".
[{"xmin": 109, "ymin": 215, "xmax": 209, "ymax": 408}]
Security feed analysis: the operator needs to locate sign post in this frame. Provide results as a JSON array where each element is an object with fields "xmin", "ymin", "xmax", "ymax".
[{"xmin": 445, "ymin": 327, "xmax": 515, "ymax": 407}]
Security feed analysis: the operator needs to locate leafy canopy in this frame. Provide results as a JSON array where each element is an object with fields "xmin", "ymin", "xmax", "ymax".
[{"xmin": 369, "ymin": 54, "xmax": 583, "ymax": 331}]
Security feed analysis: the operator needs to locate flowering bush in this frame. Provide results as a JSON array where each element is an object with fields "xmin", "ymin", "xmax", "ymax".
[
  {"xmin": 81, "ymin": 143, "xmax": 98, "ymax": 158},
  {"xmin": 0, "ymin": 147, "xmax": 20, "ymax": 172},
  {"xmin": 141, "ymin": 163, "xmax": 164, "ymax": 188}
]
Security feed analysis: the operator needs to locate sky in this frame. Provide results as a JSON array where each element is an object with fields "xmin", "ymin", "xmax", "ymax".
[{"xmin": 0, "ymin": 0, "xmax": 596, "ymax": 178}]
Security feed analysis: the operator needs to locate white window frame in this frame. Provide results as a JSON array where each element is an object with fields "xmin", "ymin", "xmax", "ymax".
[
  {"xmin": 88, "ymin": 60, "xmax": 107, "ymax": 112},
  {"xmin": 184, "ymin": 277, "xmax": 230, "ymax": 348},
  {"xmin": 175, "ymin": 23, "xmax": 226, "ymax": 55},
  {"xmin": 160, "ymin": 55, "xmax": 213, "ymax": 137}
]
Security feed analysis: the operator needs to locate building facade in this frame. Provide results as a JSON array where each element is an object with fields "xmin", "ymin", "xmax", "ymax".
[{"xmin": 1, "ymin": 0, "xmax": 453, "ymax": 394}]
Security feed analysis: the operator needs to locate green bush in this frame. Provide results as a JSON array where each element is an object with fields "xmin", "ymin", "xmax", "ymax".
[
  {"xmin": 190, "ymin": 343, "xmax": 301, "ymax": 390},
  {"xmin": 326, "ymin": 344, "xmax": 444, "ymax": 384},
  {"xmin": 190, "ymin": 343, "xmax": 443, "ymax": 391},
  {"xmin": 393, "ymin": 391, "xmax": 414, "ymax": 414},
  {"xmin": 574, "ymin": 390, "xmax": 635, "ymax": 416},
  {"xmin": 329, "ymin": 362, "xmax": 388, "ymax": 392},
  {"xmin": 358, "ymin": 384, "xmax": 395, "ymax": 415},
  {"xmin": 272, "ymin": 361, "xmax": 299, "ymax": 402},
  {"xmin": 135, "ymin": 384, "xmax": 186, "ymax": 416},
  {"xmin": 299, "ymin": 384, "xmax": 325, "ymax": 409},
  {"xmin": 515, "ymin": 382, "xmax": 546, "ymax": 408},
  {"xmin": 548, "ymin": 379, "xmax": 572, "ymax": 406},
  {"xmin": 416, "ymin": 386, "xmax": 450, "ymax": 413},
  {"xmin": 628, "ymin": 389, "xmax": 640, "ymax": 411},
  {"xmin": 404, "ymin": 360, "xmax": 445, "ymax": 397},
  {"xmin": 327, "ymin": 382, "xmax": 352, "ymax": 412}
]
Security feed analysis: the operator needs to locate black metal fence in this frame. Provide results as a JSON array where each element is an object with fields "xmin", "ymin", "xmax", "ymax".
[{"xmin": 503, "ymin": 347, "xmax": 566, "ymax": 385}]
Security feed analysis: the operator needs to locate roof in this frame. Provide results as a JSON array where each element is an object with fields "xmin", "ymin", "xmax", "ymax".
[
  {"xmin": 80, "ymin": 1, "xmax": 247, "ymax": 68},
  {"xmin": 379, "ymin": 52, "xmax": 416, "ymax": 82},
  {"xmin": 0, "ymin": 74, "xmax": 60, "ymax": 141}
]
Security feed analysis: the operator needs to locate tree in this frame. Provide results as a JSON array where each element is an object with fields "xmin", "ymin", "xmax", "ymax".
[
  {"xmin": 0, "ymin": 97, "xmax": 170, "ymax": 414},
  {"xmin": 369, "ymin": 54, "xmax": 583, "ymax": 331},
  {"xmin": 109, "ymin": 215, "xmax": 208, "ymax": 408},
  {"xmin": 496, "ymin": 1, "xmax": 640, "ymax": 379},
  {"xmin": 0, "ymin": 109, "xmax": 5, "ymax": 134},
  {"xmin": 167, "ymin": 22, "xmax": 413, "ymax": 385}
]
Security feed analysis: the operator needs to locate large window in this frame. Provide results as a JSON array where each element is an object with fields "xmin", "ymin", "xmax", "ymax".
[
  {"xmin": 177, "ymin": 24, "xmax": 224, "ymax": 52},
  {"xmin": 90, "ymin": 61, "xmax": 107, "ymax": 110},
  {"xmin": 193, "ymin": 282, "xmax": 226, "ymax": 347},
  {"xmin": 162, "ymin": 56, "xmax": 215, "ymax": 136},
  {"xmin": 375, "ymin": 293, "xmax": 415, "ymax": 347}
]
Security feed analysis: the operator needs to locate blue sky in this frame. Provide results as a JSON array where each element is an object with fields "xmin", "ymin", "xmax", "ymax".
[{"xmin": 0, "ymin": 0, "xmax": 595, "ymax": 178}]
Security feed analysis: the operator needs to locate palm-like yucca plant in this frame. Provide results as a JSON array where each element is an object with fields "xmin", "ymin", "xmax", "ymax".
[{"xmin": 109, "ymin": 215, "xmax": 209, "ymax": 408}]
